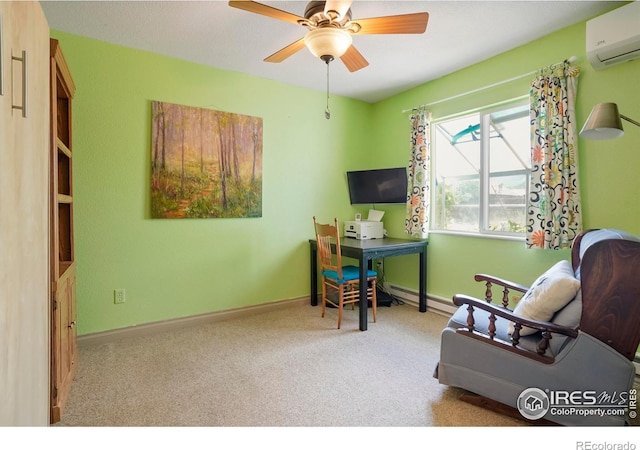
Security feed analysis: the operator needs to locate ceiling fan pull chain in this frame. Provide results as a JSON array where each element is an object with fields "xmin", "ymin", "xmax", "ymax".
[{"xmin": 325, "ymin": 60, "xmax": 331, "ymax": 120}]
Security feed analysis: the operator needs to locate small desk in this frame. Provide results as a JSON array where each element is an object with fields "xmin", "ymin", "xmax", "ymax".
[{"xmin": 309, "ymin": 237, "xmax": 428, "ymax": 331}]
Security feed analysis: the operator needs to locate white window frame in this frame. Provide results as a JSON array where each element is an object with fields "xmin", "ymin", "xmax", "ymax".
[{"xmin": 430, "ymin": 98, "xmax": 530, "ymax": 240}]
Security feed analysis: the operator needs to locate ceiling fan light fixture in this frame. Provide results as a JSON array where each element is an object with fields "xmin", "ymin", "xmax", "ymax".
[{"xmin": 304, "ymin": 27, "xmax": 352, "ymax": 60}]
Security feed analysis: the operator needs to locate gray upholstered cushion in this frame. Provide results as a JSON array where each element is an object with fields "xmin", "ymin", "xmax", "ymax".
[{"xmin": 547, "ymin": 290, "xmax": 582, "ymax": 355}]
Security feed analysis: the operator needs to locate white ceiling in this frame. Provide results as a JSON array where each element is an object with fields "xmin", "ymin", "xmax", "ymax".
[{"xmin": 40, "ymin": 0, "xmax": 624, "ymax": 103}]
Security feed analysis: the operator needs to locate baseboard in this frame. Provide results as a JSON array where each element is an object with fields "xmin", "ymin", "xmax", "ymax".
[
  {"xmin": 385, "ymin": 283, "xmax": 457, "ymax": 317},
  {"xmin": 78, "ymin": 296, "xmax": 309, "ymax": 347}
]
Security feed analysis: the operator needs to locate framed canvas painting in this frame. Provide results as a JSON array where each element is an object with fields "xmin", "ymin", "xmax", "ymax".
[{"xmin": 151, "ymin": 101, "xmax": 263, "ymax": 218}]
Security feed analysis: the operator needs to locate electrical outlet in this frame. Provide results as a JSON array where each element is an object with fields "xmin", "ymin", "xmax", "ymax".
[{"xmin": 114, "ymin": 289, "xmax": 126, "ymax": 304}]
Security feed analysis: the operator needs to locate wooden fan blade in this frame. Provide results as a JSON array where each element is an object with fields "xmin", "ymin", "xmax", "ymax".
[
  {"xmin": 264, "ymin": 38, "xmax": 306, "ymax": 63},
  {"xmin": 352, "ymin": 12, "xmax": 429, "ymax": 34},
  {"xmin": 324, "ymin": 1, "xmax": 353, "ymax": 21},
  {"xmin": 340, "ymin": 45, "xmax": 369, "ymax": 72},
  {"xmin": 228, "ymin": 1, "xmax": 304, "ymax": 25}
]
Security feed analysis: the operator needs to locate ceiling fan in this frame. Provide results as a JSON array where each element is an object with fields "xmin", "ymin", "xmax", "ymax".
[{"xmin": 228, "ymin": 1, "xmax": 429, "ymax": 72}]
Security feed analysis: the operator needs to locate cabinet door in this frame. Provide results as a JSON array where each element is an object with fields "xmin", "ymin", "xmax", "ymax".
[
  {"xmin": 58, "ymin": 274, "xmax": 71, "ymax": 383},
  {"xmin": 0, "ymin": 1, "xmax": 50, "ymax": 425},
  {"xmin": 51, "ymin": 265, "xmax": 77, "ymax": 424}
]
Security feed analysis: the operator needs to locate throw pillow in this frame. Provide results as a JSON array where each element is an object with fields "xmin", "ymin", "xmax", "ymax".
[{"xmin": 508, "ymin": 260, "xmax": 581, "ymax": 336}]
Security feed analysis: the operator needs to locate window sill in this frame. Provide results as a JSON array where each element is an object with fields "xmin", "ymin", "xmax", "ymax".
[{"xmin": 429, "ymin": 229, "xmax": 525, "ymax": 242}]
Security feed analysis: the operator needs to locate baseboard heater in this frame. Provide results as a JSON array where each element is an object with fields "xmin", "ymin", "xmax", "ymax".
[
  {"xmin": 387, "ymin": 283, "xmax": 640, "ymax": 377},
  {"xmin": 386, "ymin": 283, "xmax": 457, "ymax": 316}
]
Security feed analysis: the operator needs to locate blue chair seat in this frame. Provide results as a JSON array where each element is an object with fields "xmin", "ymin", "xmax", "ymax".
[{"xmin": 321, "ymin": 265, "xmax": 377, "ymax": 285}]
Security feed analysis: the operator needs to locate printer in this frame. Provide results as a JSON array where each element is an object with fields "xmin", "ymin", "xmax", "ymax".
[
  {"xmin": 344, "ymin": 210, "xmax": 385, "ymax": 239},
  {"xmin": 344, "ymin": 220, "xmax": 384, "ymax": 240}
]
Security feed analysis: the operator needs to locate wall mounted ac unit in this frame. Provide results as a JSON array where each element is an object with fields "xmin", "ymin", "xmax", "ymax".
[{"xmin": 586, "ymin": 1, "xmax": 640, "ymax": 70}]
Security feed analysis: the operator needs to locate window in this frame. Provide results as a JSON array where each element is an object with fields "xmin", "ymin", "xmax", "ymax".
[{"xmin": 432, "ymin": 101, "xmax": 530, "ymax": 236}]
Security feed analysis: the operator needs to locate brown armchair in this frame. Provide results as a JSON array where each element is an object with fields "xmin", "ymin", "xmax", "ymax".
[{"xmin": 434, "ymin": 229, "xmax": 640, "ymax": 426}]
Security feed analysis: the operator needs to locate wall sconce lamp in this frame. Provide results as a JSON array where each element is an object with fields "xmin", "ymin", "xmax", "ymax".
[{"xmin": 580, "ymin": 102, "xmax": 640, "ymax": 140}]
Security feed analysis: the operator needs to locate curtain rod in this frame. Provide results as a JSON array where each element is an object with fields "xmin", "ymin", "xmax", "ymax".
[{"xmin": 402, "ymin": 56, "xmax": 577, "ymax": 113}]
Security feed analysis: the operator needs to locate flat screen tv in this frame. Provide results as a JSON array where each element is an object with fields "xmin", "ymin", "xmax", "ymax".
[{"xmin": 346, "ymin": 167, "xmax": 408, "ymax": 205}]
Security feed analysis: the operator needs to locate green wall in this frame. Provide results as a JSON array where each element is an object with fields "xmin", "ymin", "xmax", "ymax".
[
  {"xmin": 51, "ymin": 31, "xmax": 373, "ymax": 334},
  {"xmin": 370, "ymin": 18, "xmax": 640, "ymax": 300},
  {"xmin": 53, "ymin": 7, "xmax": 640, "ymax": 335}
]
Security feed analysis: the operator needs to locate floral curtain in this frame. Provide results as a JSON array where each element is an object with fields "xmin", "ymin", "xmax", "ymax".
[
  {"xmin": 405, "ymin": 108, "xmax": 431, "ymax": 239},
  {"xmin": 526, "ymin": 62, "xmax": 582, "ymax": 249}
]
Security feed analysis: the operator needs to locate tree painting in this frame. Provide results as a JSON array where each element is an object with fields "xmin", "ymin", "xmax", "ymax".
[{"xmin": 151, "ymin": 101, "xmax": 263, "ymax": 219}]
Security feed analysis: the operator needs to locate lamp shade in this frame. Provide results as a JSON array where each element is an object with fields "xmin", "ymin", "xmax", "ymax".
[
  {"xmin": 579, "ymin": 102, "xmax": 624, "ymax": 140},
  {"xmin": 304, "ymin": 28, "xmax": 352, "ymax": 60}
]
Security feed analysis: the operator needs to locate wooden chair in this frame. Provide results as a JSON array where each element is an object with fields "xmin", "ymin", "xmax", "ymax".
[{"xmin": 313, "ymin": 217, "xmax": 377, "ymax": 329}]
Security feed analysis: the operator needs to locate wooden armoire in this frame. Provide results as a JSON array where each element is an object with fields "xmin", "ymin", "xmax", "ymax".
[{"xmin": 49, "ymin": 38, "xmax": 77, "ymax": 424}]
